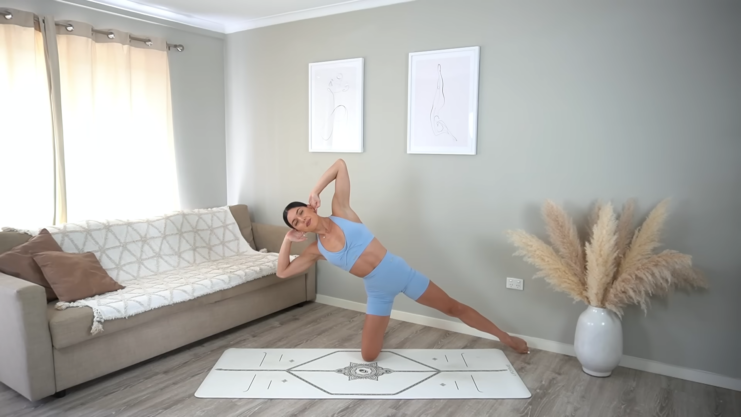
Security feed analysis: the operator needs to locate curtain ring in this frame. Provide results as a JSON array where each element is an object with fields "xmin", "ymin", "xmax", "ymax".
[
  {"xmin": 65, "ymin": 23, "xmax": 74, "ymax": 32},
  {"xmin": 107, "ymin": 32, "xmax": 115, "ymax": 39},
  {"xmin": 145, "ymin": 40, "xmax": 153, "ymax": 47},
  {"xmin": 3, "ymin": 11, "xmax": 12, "ymax": 20},
  {"xmin": 175, "ymin": 44, "xmax": 184, "ymax": 52}
]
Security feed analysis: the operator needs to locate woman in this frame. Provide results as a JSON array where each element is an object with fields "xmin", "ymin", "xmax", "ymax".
[{"xmin": 277, "ymin": 159, "xmax": 529, "ymax": 361}]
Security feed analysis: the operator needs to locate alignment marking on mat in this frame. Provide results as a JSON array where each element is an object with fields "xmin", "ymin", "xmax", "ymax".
[
  {"xmin": 243, "ymin": 374, "xmax": 256, "ymax": 392},
  {"xmin": 299, "ymin": 370, "xmax": 435, "ymax": 373},
  {"xmin": 461, "ymin": 353, "xmax": 469, "ymax": 368},
  {"xmin": 287, "ymin": 370, "xmax": 441, "ymax": 396},
  {"xmin": 259, "ymin": 352, "xmax": 267, "ymax": 367},
  {"xmin": 471, "ymin": 375, "xmax": 482, "ymax": 393},
  {"xmin": 455, "ymin": 381, "xmax": 459, "ymax": 390},
  {"xmin": 279, "ymin": 354, "xmax": 283, "ymax": 362},
  {"xmin": 390, "ymin": 352, "xmax": 440, "ymax": 372},
  {"xmin": 286, "ymin": 350, "xmax": 441, "ymax": 372},
  {"xmin": 268, "ymin": 380, "xmax": 272, "ymax": 390},
  {"xmin": 286, "ymin": 350, "xmax": 343, "ymax": 371},
  {"xmin": 445, "ymin": 355, "xmax": 449, "ymax": 363},
  {"xmin": 215, "ymin": 369, "xmax": 509, "ymax": 373}
]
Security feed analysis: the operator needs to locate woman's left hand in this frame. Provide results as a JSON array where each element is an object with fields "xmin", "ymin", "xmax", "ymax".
[
  {"xmin": 285, "ymin": 230, "xmax": 307, "ymax": 242},
  {"xmin": 309, "ymin": 192, "xmax": 321, "ymax": 210},
  {"xmin": 503, "ymin": 335, "xmax": 530, "ymax": 354}
]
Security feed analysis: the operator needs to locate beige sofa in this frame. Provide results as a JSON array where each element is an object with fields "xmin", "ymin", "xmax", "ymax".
[{"xmin": 0, "ymin": 205, "xmax": 316, "ymax": 402}]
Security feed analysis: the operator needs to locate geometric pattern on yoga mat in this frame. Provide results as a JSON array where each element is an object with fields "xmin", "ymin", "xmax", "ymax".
[{"xmin": 195, "ymin": 349, "xmax": 532, "ymax": 399}]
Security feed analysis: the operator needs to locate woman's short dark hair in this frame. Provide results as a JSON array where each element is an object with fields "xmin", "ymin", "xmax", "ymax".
[{"xmin": 283, "ymin": 201, "xmax": 307, "ymax": 229}]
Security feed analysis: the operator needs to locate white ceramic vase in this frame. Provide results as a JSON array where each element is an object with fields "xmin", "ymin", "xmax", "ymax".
[{"xmin": 574, "ymin": 306, "xmax": 623, "ymax": 377}]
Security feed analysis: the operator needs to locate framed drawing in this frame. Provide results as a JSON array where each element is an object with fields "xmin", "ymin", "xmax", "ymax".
[
  {"xmin": 407, "ymin": 46, "xmax": 480, "ymax": 155},
  {"xmin": 309, "ymin": 58, "xmax": 364, "ymax": 153}
]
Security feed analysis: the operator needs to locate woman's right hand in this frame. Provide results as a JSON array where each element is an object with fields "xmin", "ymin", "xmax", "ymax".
[{"xmin": 285, "ymin": 230, "xmax": 307, "ymax": 242}]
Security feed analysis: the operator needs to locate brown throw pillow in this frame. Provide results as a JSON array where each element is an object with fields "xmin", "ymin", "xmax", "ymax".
[
  {"xmin": 0, "ymin": 229, "xmax": 62, "ymax": 301},
  {"xmin": 33, "ymin": 252, "xmax": 124, "ymax": 302}
]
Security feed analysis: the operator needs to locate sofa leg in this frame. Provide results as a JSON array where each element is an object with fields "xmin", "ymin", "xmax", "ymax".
[{"xmin": 54, "ymin": 390, "xmax": 67, "ymax": 398}]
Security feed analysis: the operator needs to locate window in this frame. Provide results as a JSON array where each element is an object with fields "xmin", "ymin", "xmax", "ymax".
[
  {"xmin": 0, "ymin": 12, "xmax": 55, "ymax": 229},
  {"xmin": 0, "ymin": 10, "xmax": 179, "ymax": 228},
  {"xmin": 56, "ymin": 25, "xmax": 179, "ymax": 222}
]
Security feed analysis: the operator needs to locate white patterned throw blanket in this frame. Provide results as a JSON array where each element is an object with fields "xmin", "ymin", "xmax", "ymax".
[{"xmin": 28, "ymin": 207, "xmax": 292, "ymax": 334}]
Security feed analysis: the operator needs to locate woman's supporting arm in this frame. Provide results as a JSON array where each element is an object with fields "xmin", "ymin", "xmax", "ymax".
[{"xmin": 276, "ymin": 233, "xmax": 322, "ymax": 279}]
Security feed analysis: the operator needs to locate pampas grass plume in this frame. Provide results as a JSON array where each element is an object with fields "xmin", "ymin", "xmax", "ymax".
[{"xmin": 507, "ymin": 199, "xmax": 706, "ymax": 315}]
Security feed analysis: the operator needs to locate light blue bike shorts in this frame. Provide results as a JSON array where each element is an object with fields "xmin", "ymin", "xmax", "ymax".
[{"xmin": 363, "ymin": 252, "xmax": 430, "ymax": 316}]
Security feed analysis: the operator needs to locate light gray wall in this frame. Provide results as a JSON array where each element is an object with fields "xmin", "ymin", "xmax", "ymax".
[
  {"xmin": 4, "ymin": 0, "xmax": 227, "ymax": 210},
  {"xmin": 225, "ymin": 0, "xmax": 741, "ymax": 378}
]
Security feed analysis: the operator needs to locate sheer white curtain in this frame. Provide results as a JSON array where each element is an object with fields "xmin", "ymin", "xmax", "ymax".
[
  {"xmin": 56, "ymin": 23, "xmax": 179, "ymax": 222},
  {"xmin": 0, "ymin": 11, "xmax": 55, "ymax": 229}
]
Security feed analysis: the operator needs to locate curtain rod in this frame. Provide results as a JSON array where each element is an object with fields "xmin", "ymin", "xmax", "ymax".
[
  {"xmin": 54, "ymin": 21, "xmax": 185, "ymax": 52},
  {"xmin": 1, "ymin": 10, "xmax": 185, "ymax": 52}
]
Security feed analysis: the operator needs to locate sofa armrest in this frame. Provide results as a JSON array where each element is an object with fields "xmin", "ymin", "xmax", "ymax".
[
  {"xmin": 252, "ymin": 223, "xmax": 316, "ymax": 301},
  {"xmin": 0, "ymin": 273, "xmax": 56, "ymax": 401}
]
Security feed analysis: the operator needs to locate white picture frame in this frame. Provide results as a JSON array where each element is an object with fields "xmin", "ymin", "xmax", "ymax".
[
  {"xmin": 407, "ymin": 46, "xmax": 480, "ymax": 155},
  {"xmin": 309, "ymin": 58, "xmax": 364, "ymax": 153}
]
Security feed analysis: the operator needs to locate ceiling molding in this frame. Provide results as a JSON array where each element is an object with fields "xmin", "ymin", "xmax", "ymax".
[
  {"xmin": 69, "ymin": 0, "xmax": 414, "ymax": 34},
  {"xmin": 74, "ymin": 0, "xmax": 226, "ymax": 33},
  {"xmin": 224, "ymin": 0, "xmax": 415, "ymax": 34}
]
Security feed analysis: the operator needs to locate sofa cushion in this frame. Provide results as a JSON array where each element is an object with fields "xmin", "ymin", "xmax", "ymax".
[
  {"xmin": 229, "ymin": 205, "xmax": 256, "ymax": 250},
  {"xmin": 34, "ymin": 252, "xmax": 125, "ymax": 302},
  {"xmin": 0, "ymin": 229, "xmax": 63, "ymax": 301},
  {"xmin": 47, "ymin": 272, "xmax": 302, "ymax": 349}
]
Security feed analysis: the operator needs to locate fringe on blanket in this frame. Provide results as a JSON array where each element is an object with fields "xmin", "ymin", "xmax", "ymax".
[{"xmin": 56, "ymin": 301, "xmax": 105, "ymax": 335}]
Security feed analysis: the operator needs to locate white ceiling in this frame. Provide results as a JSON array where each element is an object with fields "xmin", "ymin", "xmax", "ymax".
[{"xmin": 82, "ymin": 0, "xmax": 414, "ymax": 34}]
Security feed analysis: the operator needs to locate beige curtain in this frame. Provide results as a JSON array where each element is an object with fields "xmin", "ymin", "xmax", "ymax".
[
  {"xmin": 0, "ymin": 10, "xmax": 55, "ymax": 229},
  {"xmin": 56, "ymin": 22, "xmax": 179, "ymax": 222}
]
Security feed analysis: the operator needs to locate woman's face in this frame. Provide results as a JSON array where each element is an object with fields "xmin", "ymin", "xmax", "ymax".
[{"xmin": 286, "ymin": 206, "xmax": 318, "ymax": 233}]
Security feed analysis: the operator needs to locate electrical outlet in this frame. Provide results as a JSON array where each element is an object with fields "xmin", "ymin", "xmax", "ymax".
[{"xmin": 506, "ymin": 277, "xmax": 524, "ymax": 291}]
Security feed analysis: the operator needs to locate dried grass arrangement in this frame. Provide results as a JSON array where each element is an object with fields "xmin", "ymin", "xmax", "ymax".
[{"xmin": 506, "ymin": 199, "xmax": 707, "ymax": 315}]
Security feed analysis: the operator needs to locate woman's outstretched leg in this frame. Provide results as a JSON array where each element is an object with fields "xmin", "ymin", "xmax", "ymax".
[{"xmin": 415, "ymin": 281, "xmax": 529, "ymax": 354}]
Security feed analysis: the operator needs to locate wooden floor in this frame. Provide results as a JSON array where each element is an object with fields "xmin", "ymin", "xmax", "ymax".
[{"xmin": 1, "ymin": 302, "xmax": 739, "ymax": 417}]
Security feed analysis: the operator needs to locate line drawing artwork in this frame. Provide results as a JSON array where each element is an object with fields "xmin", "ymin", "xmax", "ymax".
[
  {"xmin": 407, "ymin": 46, "xmax": 479, "ymax": 155},
  {"xmin": 309, "ymin": 58, "xmax": 363, "ymax": 153},
  {"xmin": 321, "ymin": 73, "xmax": 350, "ymax": 146},
  {"xmin": 429, "ymin": 64, "xmax": 457, "ymax": 141}
]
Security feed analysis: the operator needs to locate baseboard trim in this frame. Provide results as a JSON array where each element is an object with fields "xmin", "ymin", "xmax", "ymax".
[{"xmin": 315, "ymin": 294, "xmax": 741, "ymax": 392}]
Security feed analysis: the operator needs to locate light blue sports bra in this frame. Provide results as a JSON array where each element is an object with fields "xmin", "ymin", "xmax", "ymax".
[{"xmin": 317, "ymin": 216, "xmax": 374, "ymax": 271}]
